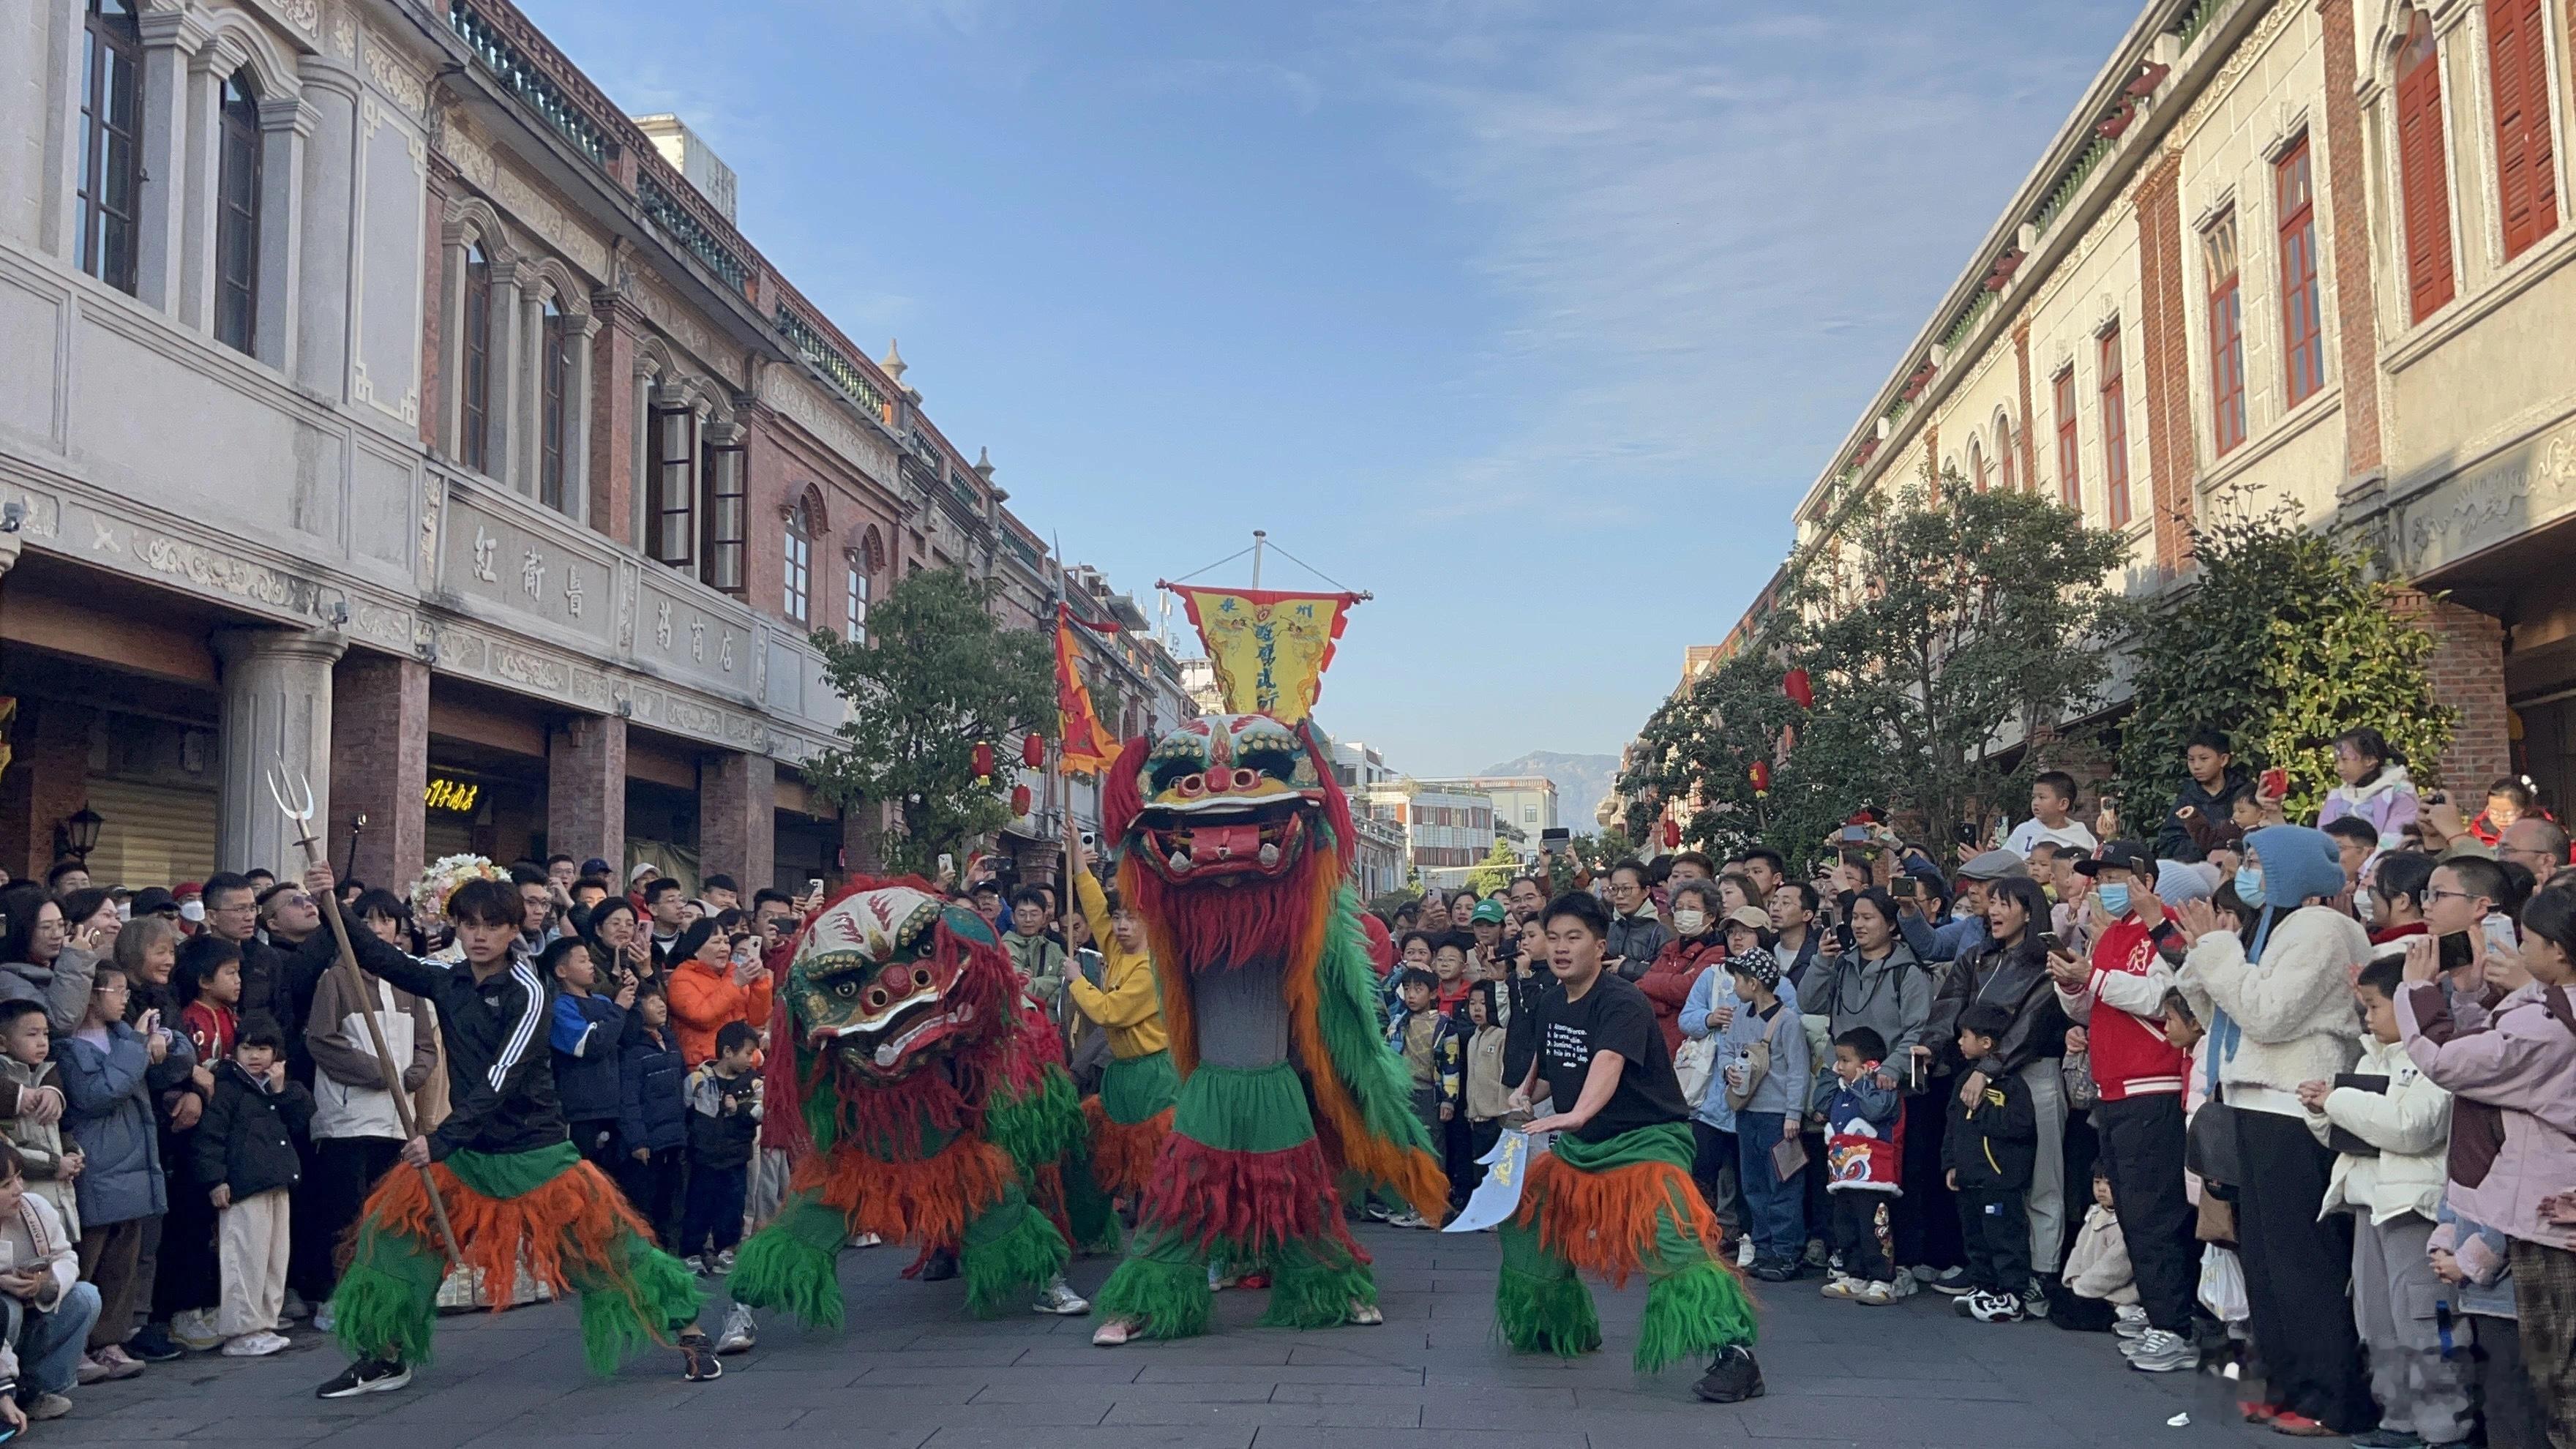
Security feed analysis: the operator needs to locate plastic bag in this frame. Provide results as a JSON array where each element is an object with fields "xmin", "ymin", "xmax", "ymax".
[{"xmin": 2197, "ymin": 1243, "xmax": 2249, "ymax": 1324}]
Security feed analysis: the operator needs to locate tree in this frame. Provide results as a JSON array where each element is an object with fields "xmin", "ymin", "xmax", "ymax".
[
  {"xmin": 1617, "ymin": 636, "xmax": 1851, "ymax": 867},
  {"xmin": 1464, "ymin": 839, "xmax": 1523, "ymax": 896},
  {"xmin": 2115, "ymin": 498, "xmax": 2453, "ymax": 823},
  {"xmin": 1781, "ymin": 478, "xmax": 2135, "ymax": 853},
  {"xmin": 805, "ymin": 566, "xmax": 1055, "ymax": 875}
]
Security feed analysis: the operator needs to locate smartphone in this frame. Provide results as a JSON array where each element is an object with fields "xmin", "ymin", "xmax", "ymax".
[
  {"xmin": 2037, "ymin": 931, "xmax": 2068, "ymax": 956},
  {"xmin": 2438, "ymin": 930, "xmax": 2476, "ymax": 973},
  {"xmin": 806, "ymin": 877, "xmax": 825, "ymax": 900},
  {"xmin": 2260, "ymin": 766, "xmax": 2289, "ymax": 799},
  {"xmin": 1890, "ymin": 877, "xmax": 1919, "ymax": 899},
  {"xmin": 936, "ymin": 853, "xmax": 956, "ymax": 878},
  {"xmin": 1839, "ymin": 824, "xmax": 1868, "ymax": 844},
  {"xmin": 1952, "ymin": 822, "xmax": 1980, "ymax": 846}
]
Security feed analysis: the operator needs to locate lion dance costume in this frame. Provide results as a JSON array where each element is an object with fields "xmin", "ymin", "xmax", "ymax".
[
  {"xmin": 1089, "ymin": 711, "xmax": 1448, "ymax": 1338},
  {"xmin": 726, "ymin": 880, "xmax": 1096, "ymax": 1325}
]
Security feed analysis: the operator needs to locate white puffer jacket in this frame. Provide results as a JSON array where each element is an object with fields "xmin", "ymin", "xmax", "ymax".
[
  {"xmin": 2308, "ymin": 1033, "xmax": 2450, "ymax": 1224},
  {"xmin": 2179, "ymin": 906, "xmax": 2367, "ymax": 1116}
]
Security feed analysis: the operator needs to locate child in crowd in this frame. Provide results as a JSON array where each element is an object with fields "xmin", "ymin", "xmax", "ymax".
[
  {"xmin": 1723, "ymin": 952, "xmax": 1808, "ymax": 1283},
  {"xmin": 1455, "ymin": 982, "xmax": 1517, "ymax": 1199},
  {"xmin": 0, "ymin": 1139, "xmax": 97, "ymax": 1425},
  {"xmin": 2299, "ymin": 954, "xmax": 2464, "ymax": 1449},
  {"xmin": 1944, "ymin": 1003, "xmax": 2037, "ymax": 1323},
  {"xmin": 175, "ymin": 936, "xmax": 242, "ymax": 1069},
  {"xmin": 192, "ymin": 1019, "xmax": 313, "ymax": 1358},
  {"xmin": 61, "ymin": 965, "xmax": 189, "ymax": 1375},
  {"xmin": 160, "ymin": 935, "xmax": 240, "ymax": 1350},
  {"xmin": 2429, "ymin": 1199, "xmax": 2542, "ymax": 1449},
  {"xmin": 616, "ymin": 986, "xmax": 687, "ymax": 1251},
  {"xmin": 678, "ymin": 1020, "xmax": 762, "ymax": 1273},
  {"xmin": 1429, "ymin": 935, "xmax": 1473, "ymax": 1014},
  {"xmin": 0, "ymin": 1002, "xmax": 80, "ymax": 1243},
  {"xmin": 546, "ymin": 938, "xmax": 634, "ymax": 1174},
  {"xmin": 1385, "ymin": 967, "xmax": 1458, "ymax": 1228},
  {"xmin": 2052, "ymin": 1167, "xmax": 2139, "ymax": 1334},
  {"xmin": 1817, "ymin": 1027, "xmax": 1903, "ymax": 1306}
]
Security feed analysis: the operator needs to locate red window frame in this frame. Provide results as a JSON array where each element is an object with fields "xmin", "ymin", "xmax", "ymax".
[
  {"xmin": 2277, "ymin": 141, "xmax": 2324, "ymax": 405},
  {"xmin": 2053, "ymin": 369, "xmax": 2081, "ymax": 511},
  {"xmin": 2207, "ymin": 214, "xmax": 2246, "ymax": 454},
  {"xmin": 2099, "ymin": 328, "xmax": 2130, "ymax": 528},
  {"xmin": 2488, "ymin": 0, "xmax": 2560, "ymax": 260},
  {"xmin": 2396, "ymin": 11, "xmax": 2455, "ymax": 322}
]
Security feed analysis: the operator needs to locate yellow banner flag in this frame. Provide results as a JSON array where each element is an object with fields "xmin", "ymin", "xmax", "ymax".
[{"xmin": 1164, "ymin": 585, "xmax": 1360, "ymax": 725}]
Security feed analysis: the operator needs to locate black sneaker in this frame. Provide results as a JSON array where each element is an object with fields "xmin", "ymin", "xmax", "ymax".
[
  {"xmin": 1693, "ymin": 1346, "xmax": 1765, "ymax": 1404},
  {"xmin": 678, "ymin": 1328, "xmax": 722, "ymax": 1382},
  {"xmin": 919, "ymin": 1248, "xmax": 959, "ymax": 1282},
  {"xmin": 1748, "ymin": 1258, "xmax": 1800, "ymax": 1283},
  {"xmin": 123, "ymin": 1325, "xmax": 184, "ymax": 1363},
  {"xmin": 315, "ymin": 1358, "xmax": 411, "ymax": 1399}
]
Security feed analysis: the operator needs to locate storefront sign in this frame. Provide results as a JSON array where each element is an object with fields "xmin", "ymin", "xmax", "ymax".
[{"xmin": 423, "ymin": 776, "xmax": 481, "ymax": 814}]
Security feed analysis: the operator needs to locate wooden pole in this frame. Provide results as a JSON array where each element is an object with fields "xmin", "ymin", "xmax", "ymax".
[{"xmin": 291, "ymin": 828, "xmax": 465, "ymax": 1270}]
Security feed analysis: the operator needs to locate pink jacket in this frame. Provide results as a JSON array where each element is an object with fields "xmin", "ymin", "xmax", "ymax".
[{"xmin": 2397, "ymin": 979, "xmax": 2576, "ymax": 1251}]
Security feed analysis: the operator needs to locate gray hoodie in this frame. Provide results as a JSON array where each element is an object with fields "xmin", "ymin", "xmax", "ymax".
[{"xmin": 0, "ymin": 943, "xmax": 100, "ymax": 1037}]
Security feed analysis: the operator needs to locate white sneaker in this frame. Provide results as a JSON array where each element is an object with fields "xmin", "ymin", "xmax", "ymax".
[
  {"xmin": 2125, "ymin": 1329, "xmax": 2198, "ymax": 1373},
  {"xmin": 171, "ymin": 1309, "xmax": 224, "ymax": 1351},
  {"xmin": 1854, "ymin": 1279, "xmax": 1897, "ymax": 1306},
  {"xmin": 850, "ymin": 1232, "xmax": 883, "ymax": 1249},
  {"xmin": 1734, "ymin": 1238, "xmax": 1756, "ymax": 1267},
  {"xmin": 1819, "ymin": 1275, "xmax": 1860, "ymax": 1300},
  {"xmin": 2113, "ymin": 1304, "xmax": 2150, "ymax": 1340},
  {"xmin": 1385, "ymin": 1210, "xmax": 1427, "ymax": 1229},
  {"xmin": 314, "ymin": 1304, "xmax": 336, "ymax": 1334},
  {"xmin": 1887, "ymin": 1268, "xmax": 1920, "ymax": 1298},
  {"xmin": 222, "ymin": 1331, "xmax": 288, "ymax": 1358},
  {"xmin": 714, "ymin": 1303, "xmax": 757, "ymax": 1354},
  {"xmin": 1032, "ymin": 1280, "xmax": 1090, "ymax": 1316}
]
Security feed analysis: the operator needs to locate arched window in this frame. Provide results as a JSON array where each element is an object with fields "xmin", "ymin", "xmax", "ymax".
[
  {"xmin": 2207, "ymin": 211, "xmax": 2247, "ymax": 452},
  {"xmin": 783, "ymin": 495, "xmax": 814, "ymax": 624},
  {"xmin": 2396, "ymin": 10, "xmax": 2455, "ymax": 321},
  {"xmin": 460, "ymin": 242, "xmax": 493, "ymax": 473},
  {"xmin": 1998, "ymin": 418, "xmax": 2019, "ymax": 493},
  {"xmin": 78, "ymin": 0, "xmax": 143, "ymax": 293},
  {"xmin": 1969, "ymin": 438, "xmax": 1988, "ymax": 493},
  {"xmin": 538, "ymin": 297, "xmax": 569, "ymax": 509},
  {"xmin": 214, "ymin": 73, "xmax": 261, "ymax": 354}
]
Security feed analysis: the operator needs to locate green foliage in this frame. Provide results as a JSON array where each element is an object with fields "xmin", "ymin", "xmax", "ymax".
[
  {"xmin": 1464, "ymin": 839, "xmax": 1524, "ymax": 897},
  {"xmin": 805, "ymin": 566, "xmax": 1055, "ymax": 875},
  {"xmin": 1618, "ymin": 476, "xmax": 2133, "ymax": 869},
  {"xmin": 2115, "ymin": 501, "xmax": 2453, "ymax": 822}
]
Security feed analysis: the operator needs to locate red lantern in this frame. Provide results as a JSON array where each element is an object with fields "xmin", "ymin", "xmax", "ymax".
[
  {"xmin": 1011, "ymin": 784, "xmax": 1033, "ymax": 816},
  {"xmin": 1783, "ymin": 668, "xmax": 1813, "ymax": 710},
  {"xmin": 1021, "ymin": 733, "xmax": 1046, "ymax": 769},
  {"xmin": 972, "ymin": 742, "xmax": 995, "ymax": 779},
  {"xmin": 1661, "ymin": 818, "xmax": 1681, "ymax": 849},
  {"xmin": 1749, "ymin": 760, "xmax": 1772, "ymax": 795}
]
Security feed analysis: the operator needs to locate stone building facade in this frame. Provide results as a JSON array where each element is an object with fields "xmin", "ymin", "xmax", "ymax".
[
  {"xmin": 1737, "ymin": 0, "xmax": 2576, "ymax": 804},
  {"xmin": 0, "ymin": 0, "xmax": 1180, "ymax": 891}
]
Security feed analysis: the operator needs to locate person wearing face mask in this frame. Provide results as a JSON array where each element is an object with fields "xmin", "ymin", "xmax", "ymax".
[
  {"xmin": 1639, "ymin": 882, "xmax": 1733, "ymax": 1056},
  {"xmin": 2174, "ymin": 825, "xmax": 2375, "ymax": 1435}
]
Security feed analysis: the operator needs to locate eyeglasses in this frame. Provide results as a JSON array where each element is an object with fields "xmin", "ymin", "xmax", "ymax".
[{"xmin": 2422, "ymin": 888, "xmax": 2482, "ymax": 905}]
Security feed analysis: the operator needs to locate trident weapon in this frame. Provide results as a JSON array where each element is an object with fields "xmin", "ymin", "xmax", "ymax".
[
  {"xmin": 265, "ymin": 762, "xmax": 464, "ymax": 1270},
  {"xmin": 342, "ymin": 812, "xmax": 367, "ymax": 885}
]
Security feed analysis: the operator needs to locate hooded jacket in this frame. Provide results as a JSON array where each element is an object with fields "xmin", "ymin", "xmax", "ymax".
[
  {"xmin": 0, "ymin": 944, "xmax": 100, "ymax": 1038},
  {"xmin": 2156, "ymin": 763, "xmax": 2252, "ymax": 863},
  {"xmin": 2397, "ymin": 978, "xmax": 2576, "ymax": 1251},
  {"xmin": 2179, "ymin": 824, "xmax": 2368, "ymax": 1117},
  {"xmin": 59, "ymin": 1021, "xmax": 187, "ymax": 1227},
  {"xmin": 1942, "ymin": 1055, "xmax": 2037, "ymax": 1191},
  {"xmin": 2317, "ymin": 764, "xmax": 2421, "ymax": 852},
  {"xmin": 667, "ymin": 957, "xmax": 773, "ymax": 1069},
  {"xmin": 304, "ymin": 969, "xmax": 435, "ymax": 1142},
  {"xmin": 2308, "ymin": 1033, "xmax": 2450, "ymax": 1226},
  {"xmin": 1814, "ymin": 940, "xmax": 1936, "ymax": 1085},
  {"xmin": 550, "ymin": 989, "xmax": 629, "ymax": 1123},
  {"xmin": 1064, "ymin": 869, "xmax": 1166, "ymax": 1060},
  {"xmin": 618, "ymin": 1020, "xmax": 687, "ymax": 1156},
  {"xmin": 1637, "ymin": 931, "xmax": 1731, "ymax": 1055},
  {"xmin": 0, "ymin": 1056, "xmax": 77, "ymax": 1238}
]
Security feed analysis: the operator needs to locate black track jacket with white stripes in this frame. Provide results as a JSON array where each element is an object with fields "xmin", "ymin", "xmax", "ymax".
[{"xmin": 340, "ymin": 916, "xmax": 566, "ymax": 1161}]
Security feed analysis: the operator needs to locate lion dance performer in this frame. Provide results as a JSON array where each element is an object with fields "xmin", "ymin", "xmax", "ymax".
[
  {"xmin": 1087, "ymin": 709, "xmax": 1450, "ymax": 1344},
  {"xmin": 1505, "ymin": 891, "xmax": 1763, "ymax": 1404},
  {"xmin": 1060, "ymin": 818, "xmax": 1175, "ymax": 1224},
  {"xmin": 726, "ymin": 879, "xmax": 1094, "ymax": 1326},
  {"xmin": 307, "ymin": 866, "xmax": 712, "ymax": 1397}
]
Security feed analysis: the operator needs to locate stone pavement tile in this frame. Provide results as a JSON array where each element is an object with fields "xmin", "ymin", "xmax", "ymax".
[
  {"xmin": 1423, "ymin": 1401, "xmax": 1753, "ymax": 1439},
  {"xmin": 794, "ymin": 1400, "xmax": 1115, "ymax": 1430},
  {"xmin": 854, "ymin": 1363, "xmax": 1134, "ymax": 1388},
  {"xmin": 822, "ymin": 1345, "xmax": 1038, "ymax": 1368},
  {"xmin": 970, "ymin": 1381, "xmax": 1273, "ymax": 1404},
  {"xmin": 921, "ymin": 1429, "xmax": 1251, "ymax": 1449},
  {"xmin": 1019, "ymin": 1344, "xmax": 1295, "ymax": 1366},
  {"xmin": 1133, "ymin": 1363, "xmax": 1424, "ymax": 1386},
  {"xmin": 1252, "ymin": 1429, "xmax": 1622, "ymax": 1449},
  {"xmin": 1099, "ymin": 1399, "xmax": 1423, "ymax": 1429},
  {"xmin": 1268, "ymin": 1382, "xmax": 1577, "ymax": 1411}
]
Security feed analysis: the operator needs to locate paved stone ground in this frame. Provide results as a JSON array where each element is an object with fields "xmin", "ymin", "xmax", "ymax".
[{"xmin": 49, "ymin": 1222, "xmax": 2285, "ymax": 1449}]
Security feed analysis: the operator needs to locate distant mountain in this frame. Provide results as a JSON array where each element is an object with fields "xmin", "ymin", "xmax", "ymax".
[{"xmin": 1478, "ymin": 752, "xmax": 1620, "ymax": 834}]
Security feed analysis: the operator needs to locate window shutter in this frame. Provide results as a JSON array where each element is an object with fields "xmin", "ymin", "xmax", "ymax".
[
  {"xmin": 2397, "ymin": 20, "xmax": 2456, "ymax": 321},
  {"xmin": 2490, "ymin": 0, "xmax": 2558, "ymax": 260}
]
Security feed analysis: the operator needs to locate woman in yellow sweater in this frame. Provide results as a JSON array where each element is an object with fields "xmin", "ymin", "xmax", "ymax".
[{"xmin": 1063, "ymin": 825, "xmax": 1175, "ymax": 1203}]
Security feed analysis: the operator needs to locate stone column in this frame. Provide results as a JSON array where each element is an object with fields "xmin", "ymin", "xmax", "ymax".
[
  {"xmin": 176, "ymin": 50, "xmax": 221, "ymax": 332},
  {"xmin": 2134, "ymin": 149, "xmax": 2196, "ymax": 575},
  {"xmin": 547, "ymin": 714, "xmax": 626, "ymax": 872},
  {"xmin": 212, "ymin": 627, "xmax": 345, "ymax": 875},
  {"xmin": 327, "ymin": 653, "xmax": 427, "ymax": 894},
  {"xmin": 486, "ymin": 263, "xmax": 523, "ymax": 484},
  {"xmin": 564, "ymin": 315, "xmax": 597, "ymax": 525},
  {"xmin": 517, "ymin": 288, "xmax": 546, "ymax": 495},
  {"xmin": 2318, "ymin": 0, "xmax": 2386, "ymax": 495},
  {"xmin": 700, "ymin": 750, "xmax": 775, "ymax": 892},
  {"xmin": 253, "ymin": 94, "xmax": 310, "ymax": 375},
  {"xmin": 294, "ymin": 61, "xmax": 360, "ymax": 397},
  {"xmin": 133, "ymin": 7, "xmax": 209, "ymax": 313}
]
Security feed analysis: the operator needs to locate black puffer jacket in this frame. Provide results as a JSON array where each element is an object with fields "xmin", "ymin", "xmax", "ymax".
[
  {"xmin": 192, "ymin": 1060, "xmax": 315, "ymax": 1198},
  {"xmin": 1926, "ymin": 935, "xmax": 2067, "ymax": 1077},
  {"xmin": 2155, "ymin": 763, "xmax": 2253, "ymax": 863},
  {"xmin": 618, "ymin": 1024, "xmax": 686, "ymax": 1154}
]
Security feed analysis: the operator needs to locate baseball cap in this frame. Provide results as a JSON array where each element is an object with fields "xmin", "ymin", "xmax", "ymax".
[
  {"xmin": 629, "ymin": 862, "xmax": 660, "ymax": 885},
  {"xmin": 1469, "ymin": 899, "xmax": 1506, "ymax": 924},
  {"xmin": 130, "ymin": 886, "xmax": 179, "ymax": 917},
  {"xmin": 2075, "ymin": 840, "xmax": 2156, "ymax": 877},
  {"xmin": 1723, "ymin": 905, "xmax": 1772, "ymax": 934},
  {"xmin": 580, "ymin": 857, "xmax": 613, "ymax": 877},
  {"xmin": 1956, "ymin": 850, "xmax": 2031, "ymax": 883}
]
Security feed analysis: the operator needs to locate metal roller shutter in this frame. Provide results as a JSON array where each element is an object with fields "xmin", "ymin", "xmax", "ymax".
[{"xmin": 80, "ymin": 776, "xmax": 218, "ymax": 889}]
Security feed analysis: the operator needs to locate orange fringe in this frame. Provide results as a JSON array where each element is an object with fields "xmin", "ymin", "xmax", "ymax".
[
  {"xmin": 1084, "ymin": 1097, "xmax": 1175, "ymax": 1198},
  {"xmin": 1513, "ymin": 1152, "xmax": 1723, "ymax": 1289},
  {"xmin": 792, "ymin": 1132, "xmax": 1015, "ymax": 1246},
  {"xmin": 361, "ymin": 1158, "xmax": 655, "ymax": 1310}
]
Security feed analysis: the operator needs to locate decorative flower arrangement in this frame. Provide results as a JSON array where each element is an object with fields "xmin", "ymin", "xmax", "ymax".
[{"xmin": 409, "ymin": 853, "xmax": 505, "ymax": 924}]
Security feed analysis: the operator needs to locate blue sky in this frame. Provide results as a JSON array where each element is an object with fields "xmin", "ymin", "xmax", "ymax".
[{"xmin": 523, "ymin": 0, "xmax": 2141, "ymax": 776}]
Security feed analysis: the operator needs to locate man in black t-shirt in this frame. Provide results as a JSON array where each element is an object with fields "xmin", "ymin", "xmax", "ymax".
[{"xmin": 1499, "ymin": 891, "xmax": 1764, "ymax": 1405}]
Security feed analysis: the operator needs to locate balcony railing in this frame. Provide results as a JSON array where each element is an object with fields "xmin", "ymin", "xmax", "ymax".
[
  {"xmin": 447, "ymin": 1, "xmax": 615, "ymax": 167},
  {"xmin": 774, "ymin": 304, "xmax": 889, "ymax": 417},
  {"xmin": 637, "ymin": 173, "xmax": 752, "ymax": 295}
]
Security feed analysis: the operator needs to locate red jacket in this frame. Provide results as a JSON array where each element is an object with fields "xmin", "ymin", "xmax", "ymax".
[
  {"xmin": 1637, "ymin": 935, "xmax": 1730, "ymax": 1055},
  {"xmin": 2066, "ymin": 907, "xmax": 2186, "ymax": 1101}
]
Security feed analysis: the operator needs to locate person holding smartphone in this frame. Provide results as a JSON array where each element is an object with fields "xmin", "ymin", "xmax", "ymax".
[{"xmin": 664, "ymin": 921, "xmax": 772, "ymax": 1070}]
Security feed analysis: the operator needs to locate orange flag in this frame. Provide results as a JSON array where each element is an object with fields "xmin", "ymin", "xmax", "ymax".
[{"xmin": 1055, "ymin": 602, "xmax": 1120, "ymax": 776}]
